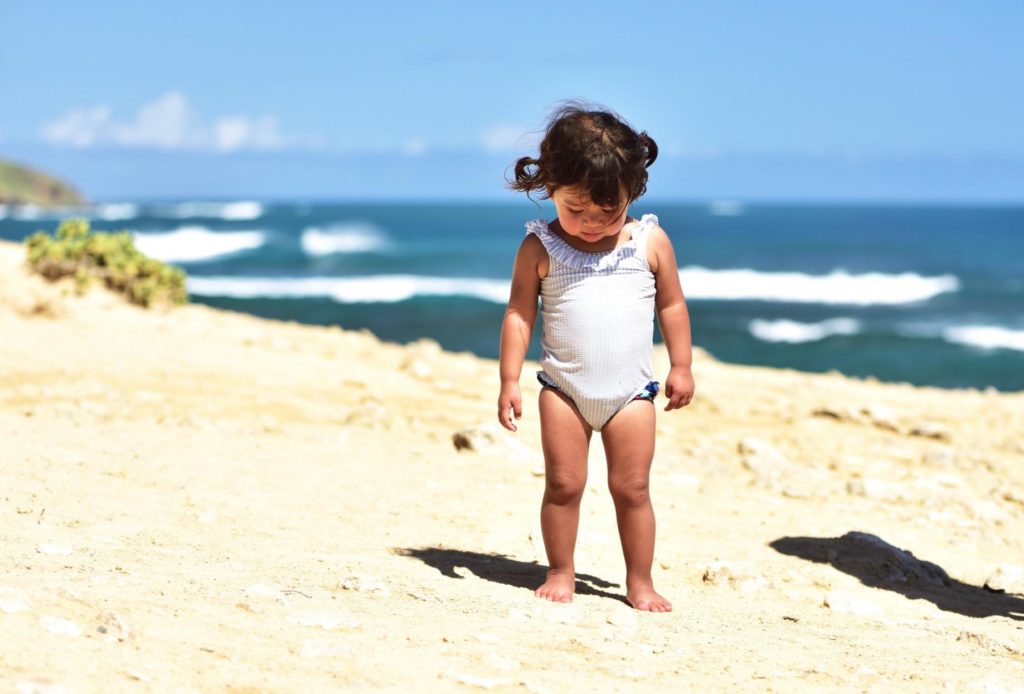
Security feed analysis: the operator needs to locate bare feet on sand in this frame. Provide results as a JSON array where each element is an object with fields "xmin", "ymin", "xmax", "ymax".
[
  {"xmin": 534, "ymin": 569, "xmax": 575, "ymax": 603},
  {"xmin": 627, "ymin": 580, "xmax": 673, "ymax": 612}
]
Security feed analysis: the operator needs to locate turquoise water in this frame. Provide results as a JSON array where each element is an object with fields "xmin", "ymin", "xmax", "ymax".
[{"xmin": 2, "ymin": 199, "xmax": 1022, "ymax": 391}]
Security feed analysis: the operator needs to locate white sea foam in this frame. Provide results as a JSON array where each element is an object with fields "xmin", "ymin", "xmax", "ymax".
[
  {"xmin": 153, "ymin": 200, "xmax": 264, "ymax": 220},
  {"xmin": 680, "ymin": 267, "xmax": 959, "ymax": 305},
  {"xmin": 133, "ymin": 226, "xmax": 265, "ymax": 263},
  {"xmin": 708, "ymin": 199, "xmax": 744, "ymax": 216},
  {"xmin": 187, "ymin": 275, "xmax": 511, "ymax": 304},
  {"xmin": 942, "ymin": 325, "xmax": 1024, "ymax": 352},
  {"xmin": 94, "ymin": 203, "xmax": 139, "ymax": 221},
  {"xmin": 187, "ymin": 267, "xmax": 961, "ymax": 307},
  {"xmin": 11, "ymin": 203, "xmax": 42, "ymax": 220},
  {"xmin": 2, "ymin": 203, "xmax": 91, "ymax": 221},
  {"xmin": 300, "ymin": 223, "xmax": 388, "ymax": 256},
  {"xmin": 220, "ymin": 201, "xmax": 264, "ymax": 220},
  {"xmin": 749, "ymin": 317, "xmax": 861, "ymax": 344}
]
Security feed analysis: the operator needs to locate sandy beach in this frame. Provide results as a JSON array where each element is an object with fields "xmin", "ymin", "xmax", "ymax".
[{"xmin": 2, "ymin": 237, "xmax": 1023, "ymax": 692}]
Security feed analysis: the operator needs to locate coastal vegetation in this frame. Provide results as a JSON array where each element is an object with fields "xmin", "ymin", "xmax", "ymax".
[
  {"xmin": 0, "ymin": 159, "xmax": 84, "ymax": 206},
  {"xmin": 24, "ymin": 219, "xmax": 187, "ymax": 307}
]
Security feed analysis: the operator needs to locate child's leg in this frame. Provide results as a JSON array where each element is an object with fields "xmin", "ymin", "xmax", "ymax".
[
  {"xmin": 601, "ymin": 400, "xmax": 672, "ymax": 612},
  {"xmin": 536, "ymin": 387, "xmax": 592, "ymax": 603}
]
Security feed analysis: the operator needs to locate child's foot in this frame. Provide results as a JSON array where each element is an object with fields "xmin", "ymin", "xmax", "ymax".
[
  {"xmin": 627, "ymin": 582, "xmax": 673, "ymax": 612},
  {"xmin": 534, "ymin": 569, "xmax": 575, "ymax": 603}
]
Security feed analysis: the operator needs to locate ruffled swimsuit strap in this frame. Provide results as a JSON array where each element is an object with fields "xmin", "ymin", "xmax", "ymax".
[
  {"xmin": 630, "ymin": 214, "xmax": 659, "ymax": 270},
  {"xmin": 524, "ymin": 218, "xmax": 586, "ymax": 268},
  {"xmin": 525, "ymin": 215, "xmax": 659, "ymax": 272}
]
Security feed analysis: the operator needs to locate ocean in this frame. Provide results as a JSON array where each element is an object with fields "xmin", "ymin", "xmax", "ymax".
[{"xmin": 2, "ymin": 199, "xmax": 1022, "ymax": 392}]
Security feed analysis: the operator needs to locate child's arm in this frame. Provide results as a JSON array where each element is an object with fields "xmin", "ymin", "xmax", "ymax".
[
  {"xmin": 498, "ymin": 234, "xmax": 544, "ymax": 431},
  {"xmin": 648, "ymin": 225, "xmax": 695, "ymax": 411}
]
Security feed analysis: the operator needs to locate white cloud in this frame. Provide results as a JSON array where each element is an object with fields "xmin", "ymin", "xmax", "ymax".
[
  {"xmin": 40, "ymin": 91, "xmax": 318, "ymax": 153},
  {"xmin": 114, "ymin": 91, "xmax": 202, "ymax": 149},
  {"xmin": 41, "ymin": 104, "xmax": 113, "ymax": 148},
  {"xmin": 480, "ymin": 123, "xmax": 538, "ymax": 153},
  {"xmin": 214, "ymin": 114, "xmax": 286, "ymax": 152}
]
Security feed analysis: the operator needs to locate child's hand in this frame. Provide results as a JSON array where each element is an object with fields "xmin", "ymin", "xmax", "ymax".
[
  {"xmin": 663, "ymin": 366, "xmax": 695, "ymax": 411},
  {"xmin": 498, "ymin": 380, "xmax": 523, "ymax": 432}
]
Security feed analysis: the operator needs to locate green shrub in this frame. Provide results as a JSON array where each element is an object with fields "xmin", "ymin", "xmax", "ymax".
[{"xmin": 24, "ymin": 218, "xmax": 188, "ymax": 307}]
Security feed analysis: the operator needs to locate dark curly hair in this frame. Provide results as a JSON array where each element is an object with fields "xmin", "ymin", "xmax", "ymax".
[{"xmin": 508, "ymin": 102, "xmax": 658, "ymax": 208}]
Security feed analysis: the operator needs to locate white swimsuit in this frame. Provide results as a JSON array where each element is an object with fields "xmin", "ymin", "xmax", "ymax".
[{"xmin": 527, "ymin": 214, "xmax": 659, "ymax": 431}]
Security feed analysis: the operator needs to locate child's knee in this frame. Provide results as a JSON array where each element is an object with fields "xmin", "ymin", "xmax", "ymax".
[
  {"xmin": 544, "ymin": 471, "xmax": 587, "ymax": 504},
  {"xmin": 608, "ymin": 474, "xmax": 650, "ymax": 507}
]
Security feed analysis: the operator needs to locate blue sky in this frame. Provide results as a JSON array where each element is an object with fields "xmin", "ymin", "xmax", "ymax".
[{"xmin": 2, "ymin": 1, "xmax": 1022, "ymax": 202}]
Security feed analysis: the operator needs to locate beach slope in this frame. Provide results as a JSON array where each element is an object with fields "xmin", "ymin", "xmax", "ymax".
[{"xmin": 2, "ymin": 239, "xmax": 1023, "ymax": 691}]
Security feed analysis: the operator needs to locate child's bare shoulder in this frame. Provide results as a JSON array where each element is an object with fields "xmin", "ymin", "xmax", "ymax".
[
  {"xmin": 521, "ymin": 230, "xmax": 546, "ymax": 251},
  {"xmin": 645, "ymin": 221, "xmax": 676, "ymax": 272},
  {"xmin": 517, "ymin": 231, "xmax": 550, "ymax": 278}
]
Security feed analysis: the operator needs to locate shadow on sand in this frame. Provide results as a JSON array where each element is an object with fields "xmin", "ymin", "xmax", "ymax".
[
  {"xmin": 395, "ymin": 547, "xmax": 627, "ymax": 604},
  {"xmin": 770, "ymin": 531, "xmax": 1024, "ymax": 621}
]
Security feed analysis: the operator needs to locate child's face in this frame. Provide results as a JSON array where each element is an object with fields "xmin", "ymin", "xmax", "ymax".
[{"xmin": 550, "ymin": 186, "xmax": 629, "ymax": 244}]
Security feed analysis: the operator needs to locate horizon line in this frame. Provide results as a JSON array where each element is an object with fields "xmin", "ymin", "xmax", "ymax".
[{"xmin": 3, "ymin": 196, "xmax": 1023, "ymax": 209}]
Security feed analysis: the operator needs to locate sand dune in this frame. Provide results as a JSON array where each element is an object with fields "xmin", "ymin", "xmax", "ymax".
[{"xmin": 2, "ymin": 239, "xmax": 1023, "ymax": 691}]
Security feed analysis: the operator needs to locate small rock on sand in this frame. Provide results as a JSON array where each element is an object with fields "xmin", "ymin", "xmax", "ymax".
[
  {"xmin": 449, "ymin": 672, "xmax": 510, "ymax": 690},
  {"xmin": 823, "ymin": 590, "xmax": 883, "ymax": 617},
  {"xmin": 922, "ymin": 448, "xmax": 957, "ymax": 468},
  {"xmin": 0, "ymin": 586, "xmax": 31, "ymax": 614},
  {"xmin": 289, "ymin": 611, "xmax": 361, "ymax": 630},
  {"xmin": 399, "ymin": 340, "xmax": 443, "ymax": 379},
  {"xmin": 909, "ymin": 421, "xmax": 951, "ymax": 441},
  {"xmin": 738, "ymin": 437, "xmax": 785, "ymax": 460},
  {"xmin": 97, "ymin": 611, "xmax": 131, "ymax": 641},
  {"xmin": 860, "ymin": 403, "xmax": 900, "ymax": 432},
  {"xmin": 738, "ymin": 437, "xmax": 790, "ymax": 485},
  {"xmin": 702, "ymin": 561, "xmax": 769, "ymax": 593},
  {"xmin": 702, "ymin": 560, "xmax": 737, "ymax": 586},
  {"xmin": 300, "ymin": 638, "xmax": 354, "ymax": 658},
  {"xmin": 486, "ymin": 653, "xmax": 521, "ymax": 672},
  {"xmin": 453, "ymin": 425, "xmax": 503, "ymax": 452},
  {"xmin": 453, "ymin": 424, "xmax": 535, "ymax": 460},
  {"xmin": 983, "ymin": 564, "xmax": 1024, "ymax": 594},
  {"xmin": 36, "ymin": 544, "xmax": 73, "ymax": 556},
  {"xmin": 1002, "ymin": 487, "xmax": 1024, "ymax": 506},
  {"xmin": 401, "ymin": 357, "xmax": 433, "ymax": 379},
  {"xmin": 956, "ymin": 631, "xmax": 1024, "ymax": 658},
  {"xmin": 846, "ymin": 477, "xmax": 910, "ymax": 502},
  {"xmin": 811, "ymin": 405, "xmax": 852, "ymax": 421},
  {"xmin": 40, "ymin": 615, "xmax": 81, "ymax": 636},
  {"xmin": 969, "ymin": 500, "xmax": 1006, "ymax": 523},
  {"xmin": 340, "ymin": 574, "xmax": 390, "ymax": 598}
]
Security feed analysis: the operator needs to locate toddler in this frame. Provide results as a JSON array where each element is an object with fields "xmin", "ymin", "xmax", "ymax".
[{"xmin": 498, "ymin": 104, "xmax": 694, "ymax": 612}]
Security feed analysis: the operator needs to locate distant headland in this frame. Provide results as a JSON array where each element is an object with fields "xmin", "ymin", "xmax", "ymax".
[{"xmin": 0, "ymin": 159, "xmax": 85, "ymax": 206}]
